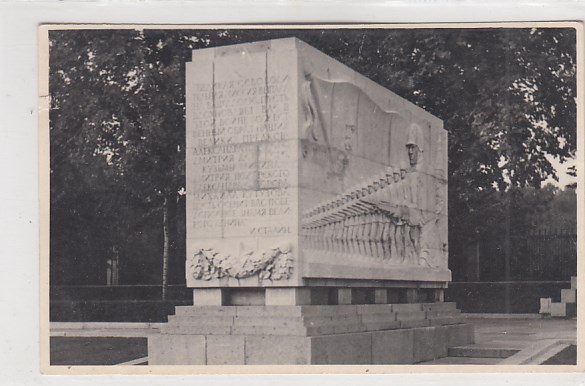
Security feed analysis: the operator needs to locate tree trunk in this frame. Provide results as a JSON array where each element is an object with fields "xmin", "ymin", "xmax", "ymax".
[
  {"xmin": 161, "ymin": 193, "xmax": 179, "ymax": 301},
  {"xmin": 162, "ymin": 196, "xmax": 170, "ymax": 301}
]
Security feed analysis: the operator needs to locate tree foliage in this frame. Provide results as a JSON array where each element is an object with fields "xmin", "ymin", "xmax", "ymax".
[{"xmin": 49, "ymin": 27, "xmax": 577, "ymax": 286}]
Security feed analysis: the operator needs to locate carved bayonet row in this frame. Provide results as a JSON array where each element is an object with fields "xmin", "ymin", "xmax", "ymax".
[{"xmin": 301, "ymin": 167, "xmax": 421, "ymax": 264}]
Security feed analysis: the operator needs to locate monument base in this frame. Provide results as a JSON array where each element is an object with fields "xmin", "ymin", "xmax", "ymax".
[{"xmin": 148, "ymin": 302, "xmax": 474, "ymax": 365}]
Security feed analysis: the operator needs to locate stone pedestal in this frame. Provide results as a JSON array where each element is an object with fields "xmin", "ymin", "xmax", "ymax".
[
  {"xmin": 148, "ymin": 38, "xmax": 473, "ymax": 365},
  {"xmin": 149, "ymin": 302, "xmax": 473, "ymax": 365}
]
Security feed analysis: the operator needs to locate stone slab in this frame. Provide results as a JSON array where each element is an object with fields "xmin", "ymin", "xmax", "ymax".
[
  {"xmin": 432, "ymin": 325, "xmax": 449, "ymax": 359},
  {"xmin": 161, "ymin": 324, "xmax": 232, "ymax": 335},
  {"xmin": 359, "ymin": 312, "xmax": 397, "ymax": 324},
  {"xmin": 421, "ymin": 302, "xmax": 457, "ymax": 312},
  {"xmin": 412, "ymin": 327, "xmax": 438, "ymax": 363},
  {"xmin": 175, "ymin": 305, "xmax": 237, "ymax": 316},
  {"xmin": 392, "ymin": 303, "xmax": 423, "ymax": 312},
  {"xmin": 234, "ymin": 304, "xmax": 360, "ymax": 317},
  {"xmin": 551, "ymin": 302, "xmax": 577, "ymax": 317},
  {"xmin": 356, "ymin": 304, "xmax": 395, "ymax": 314},
  {"xmin": 374, "ymin": 288, "xmax": 389, "ymax": 304},
  {"xmin": 232, "ymin": 324, "xmax": 308, "ymax": 337},
  {"xmin": 422, "ymin": 356, "xmax": 502, "ymax": 365},
  {"xmin": 245, "ymin": 335, "xmax": 310, "ymax": 364},
  {"xmin": 561, "ymin": 288, "xmax": 577, "ymax": 304},
  {"xmin": 167, "ymin": 314, "xmax": 235, "ymax": 326},
  {"xmin": 193, "ymin": 289, "xmax": 225, "ymax": 306},
  {"xmin": 397, "ymin": 313, "xmax": 429, "ymax": 329},
  {"xmin": 446, "ymin": 323, "xmax": 475, "ymax": 348},
  {"xmin": 361, "ymin": 320, "xmax": 402, "ymax": 331},
  {"xmin": 371, "ymin": 329, "xmax": 414, "ymax": 364},
  {"xmin": 449, "ymin": 344, "xmax": 520, "ymax": 359},
  {"xmin": 147, "ymin": 334, "xmax": 206, "ymax": 365},
  {"xmin": 426, "ymin": 309, "xmax": 461, "ymax": 318},
  {"xmin": 539, "ymin": 298, "xmax": 552, "ymax": 314},
  {"xmin": 206, "ymin": 335, "xmax": 245, "ymax": 365},
  {"xmin": 429, "ymin": 316, "xmax": 465, "ymax": 326},
  {"xmin": 310, "ymin": 332, "xmax": 372, "ymax": 364},
  {"xmin": 265, "ymin": 288, "xmax": 310, "ymax": 306}
]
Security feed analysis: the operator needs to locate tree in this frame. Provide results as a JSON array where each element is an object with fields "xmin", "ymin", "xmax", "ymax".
[{"xmin": 49, "ymin": 27, "xmax": 576, "ymax": 290}]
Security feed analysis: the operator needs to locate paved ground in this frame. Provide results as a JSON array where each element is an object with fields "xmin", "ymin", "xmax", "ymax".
[
  {"xmin": 49, "ymin": 316, "xmax": 577, "ymax": 366},
  {"xmin": 422, "ymin": 316, "xmax": 577, "ymax": 365},
  {"xmin": 470, "ymin": 317, "xmax": 577, "ymax": 344}
]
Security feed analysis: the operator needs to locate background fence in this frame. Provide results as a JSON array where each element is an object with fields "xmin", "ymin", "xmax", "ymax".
[{"xmin": 479, "ymin": 229, "xmax": 577, "ymax": 282}]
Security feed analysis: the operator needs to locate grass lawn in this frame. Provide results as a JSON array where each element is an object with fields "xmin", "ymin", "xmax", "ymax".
[
  {"xmin": 50, "ymin": 337, "xmax": 147, "ymax": 365},
  {"xmin": 542, "ymin": 344, "xmax": 577, "ymax": 365}
]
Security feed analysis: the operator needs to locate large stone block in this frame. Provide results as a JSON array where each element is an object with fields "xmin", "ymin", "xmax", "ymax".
[
  {"xmin": 185, "ymin": 38, "xmax": 450, "ymax": 291},
  {"xmin": 147, "ymin": 334, "xmax": 206, "ymax": 365},
  {"xmin": 244, "ymin": 336, "xmax": 310, "ymax": 364},
  {"xmin": 206, "ymin": 335, "xmax": 245, "ymax": 365},
  {"xmin": 175, "ymin": 305, "xmax": 237, "ymax": 316},
  {"xmin": 309, "ymin": 332, "xmax": 372, "ymax": 364},
  {"xmin": 371, "ymin": 329, "xmax": 414, "ymax": 364},
  {"xmin": 421, "ymin": 302, "xmax": 457, "ymax": 312},
  {"xmin": 539, "ymin": 297, "xmax": 552, "ymax": 314},
  {"xmin": 446, "ymin": 323, "xmax": 475, "ymax": 348},
  {"xmin": 551, "ymin": 302, "xmax": 577, "ymax": 317},
  {"xmin": 432, "ymin": 325, "xmax": 449, "ymax": 359},
  {"xmin": 561, "ymin": 288, "xmax": 577, "ymax": 304},
  {"xmin": 265, "ymin": 288, "xmax": 312, "ymax": 305},
  {"xmin": 412, "ymin": 327, "xmax": 438, "ymax": 363},
  {"xmin": 193, "ymin": 288, "xmax": 226, "ymax": 306}
]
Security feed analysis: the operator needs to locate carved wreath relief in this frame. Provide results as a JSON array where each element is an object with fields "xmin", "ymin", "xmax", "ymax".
[{"xmin": 188, "ymin": 243, "xmax": 294, "ymax": 281}]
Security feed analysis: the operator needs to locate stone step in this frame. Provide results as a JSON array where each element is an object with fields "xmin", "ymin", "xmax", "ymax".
[
  {"xmin": 391, "ymin": 304, "xmax": 423, "ymax": 312},
  {"xmin": 161, "ymin": 324, "xmax": 233, "ymax": 335},
  {"xmin": 164, "ymin": 313, "xmax": 462, "ymax": 337},
  {"xmin": 426, "ymin": 310, "xmax": 461, "ymax": 319},
  {"xmin": 170, "ymin": 309, "xmax": 461, "ymax": 327},
  {"xmin": 550, "ymin": 302, "xmax": 577, "ymax": 318},
  {"xmin": 561, "ymin": 288, "xmax": 577, "ymax": 304},
  {"xmin": 426, "ymin": 316, "xmax": 465, "ymax": 326},
  {"xmin": 167, "ymin": 314, "xmax": 235, "ymax": 325},
  {"xmin": 571, "ymin": 276, "xmax": 577, "ymax": 290},
  {"xmin": 421, "ymin": 302, "xmax": 458, "ymax": 312},
  {"xmin": 232, "ymin": 321, "xmax": 362, "ymax": 336},
  {"xmin": 174, "ymin": 305, "xmax": 237, "ymax": 316},
  {"xmin": 174, "ymin": 303, "xmax": 458, "ymax": 318},
  {"xmin": 448, "ymin": 344, "xmax": 521, "ymax": 359},
  {"xmin": 421, "ymin": 356, "xmax": 502, "ymax": 365}
]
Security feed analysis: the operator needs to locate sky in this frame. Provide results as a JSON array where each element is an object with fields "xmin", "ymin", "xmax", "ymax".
[{"xmin": 544, "ymin": 154, "xmax": 577, "ymax": 189}]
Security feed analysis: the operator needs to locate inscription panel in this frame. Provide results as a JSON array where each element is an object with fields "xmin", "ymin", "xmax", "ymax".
[
  {"xmin": 190, "ymin": 188, "xmax": 297, "ymax": 239},
  {"xmin": 186, "ymin": 49, "xmax": 298, "ymax": 247},
  {"xmin": 189, "ymin": 75, "xmax": 291, "ymax": 147}
]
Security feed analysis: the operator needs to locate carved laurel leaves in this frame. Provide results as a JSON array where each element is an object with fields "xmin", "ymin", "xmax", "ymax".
[{"xmin": 188, "ymin": 243, "xmax": 293, "ymax": 281}]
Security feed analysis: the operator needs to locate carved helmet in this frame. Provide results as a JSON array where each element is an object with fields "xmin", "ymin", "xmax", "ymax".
[{"xmin": 406, "ymin": 122, "xmax": 424, "ymax": 152}]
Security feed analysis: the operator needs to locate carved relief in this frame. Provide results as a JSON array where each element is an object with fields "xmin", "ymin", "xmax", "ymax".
[
  {"xmin": 188, "ymin": 243, "xmax": 293, "ymax": 281},
  {"xmin": 300, "ymin": 74, "xmax": 405, "ymax": 158},
  {"xmin": 301, "ymin": 123, "xmax": 447, "ymax": 269}
]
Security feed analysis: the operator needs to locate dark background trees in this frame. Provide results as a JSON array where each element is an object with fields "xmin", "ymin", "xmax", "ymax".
[{"xmin": 49, "ymin": 27, "xmax": 577, "ymax": 291}]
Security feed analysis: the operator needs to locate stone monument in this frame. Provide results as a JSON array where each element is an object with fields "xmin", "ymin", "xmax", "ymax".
[{"xmin": 148, "ymin": 38, "xmax": 474, "ymax": 365}]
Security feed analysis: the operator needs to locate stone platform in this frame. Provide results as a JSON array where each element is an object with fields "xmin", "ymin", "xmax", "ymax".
[{"xmin": 148, "ymin": 302, "xmax": 474, "ymax": 364}]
